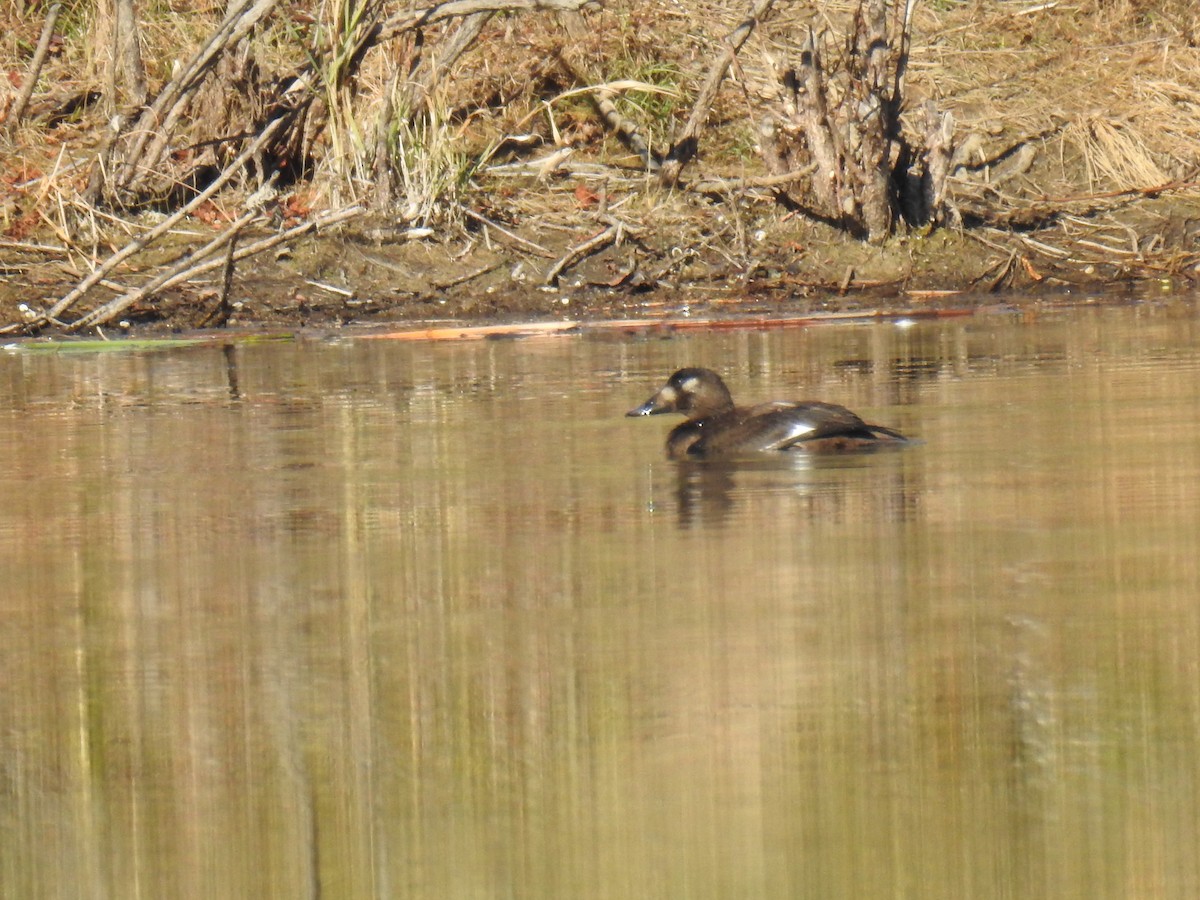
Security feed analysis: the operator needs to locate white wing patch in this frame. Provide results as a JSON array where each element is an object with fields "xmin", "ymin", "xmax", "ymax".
[
  {"xmin": 781, "ymin": 420, "xmax": 816, "ymax": 439},
  {"xmin": 770, "ymin": 418, "xmax": 817, "ymax": 447}
]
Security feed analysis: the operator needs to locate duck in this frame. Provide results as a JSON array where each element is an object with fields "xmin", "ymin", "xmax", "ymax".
[{"xmin": 627, "ymin": 367, "xmax": 911, "ymax": 460}]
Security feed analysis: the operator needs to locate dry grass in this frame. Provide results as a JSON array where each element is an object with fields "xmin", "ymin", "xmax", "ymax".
[
  {"xmin": 907, "ymin": 0, "xmax": 1200, "ymax": 193},
  {"xmin": 4, "ymin": 0, "xmax": 1199, "ymax": 200}
]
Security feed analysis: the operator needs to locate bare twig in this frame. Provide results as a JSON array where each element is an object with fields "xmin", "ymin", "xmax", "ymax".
[
  {"xmin": 218, "ymin": 227, "xmax": 240, "ymax": 304},
  {"xmin": 688, "ymin": 164, "xmax": 819, "ymax": 194},
  {"xmin": 431, "ymin": 261, "xmax": 503, "ymax": 290},
  {"xmin": 194, "ymin": 224, "xmax": 247, "ymax": 327},
  {"xmin": 40, "ymin": 115, "xmax": 290, "ymax": 326},
  {"xmin": 378, "ymin": 0, "xmax": 595, "ymax": 40},
  {"xmin": 659, "ymin": 0, "xmax": 777, "ymax": 187},
  {"xmin": 7, "ymin": 3, "xmax": 62, "ymax": 127},
  {"xmin": 460, "ymin": 206, "xmax": 555, "ymax": 257},
  {"xmin": 544, "ymin": 222, "xmax": 622, "ymax": 285},
  {"xmin": 0, "ymin": 240, "xmax": 71, "ymax": 256},
  {"xmin": 68, "ymin": 205, "xmax": 364, "ymax": 331}
]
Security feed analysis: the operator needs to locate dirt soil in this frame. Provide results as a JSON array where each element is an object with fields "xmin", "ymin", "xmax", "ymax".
[{"xmin": 6, "ymin": 189, "xmax": 1200, "ymax": 338}]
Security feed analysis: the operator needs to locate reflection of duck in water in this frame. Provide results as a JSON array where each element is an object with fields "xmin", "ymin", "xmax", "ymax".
[{"xmin": 627, "ymin": 367, "xmax": 912, "ymax": 460}]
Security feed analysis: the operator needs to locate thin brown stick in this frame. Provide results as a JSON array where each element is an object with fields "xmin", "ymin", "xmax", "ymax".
[
  {"xmin": 459, "ymin": 206, "xmax": 555, "ymax": 257},
  {"xmin": 7, "ymin": 3, "xmax": 62, "ymax": 127},
  {"xmin": 430, "ymin": 261, "xmax": 503, "ymax": 290},
  {"xmin": 41, "ymin": 115, "xmax": 289, "ymax": 326},
  {"xmin": 378, "ymin": 0, "xmax": 595, "ymax": 40},
  {"xmin": 658, "ymin": 0, "xmax": 776, "ymax": 187},
  {"xmin": 194, "ymin": 223, "xmax": 247, "ymax": 327},
  {"xmin": 544, "ymin": 223, "xmax": 621, "ymax": 285},
  {"xmin": 69, "ymin": 205, "xmax": 364, "ymax": 331},
  {"xmin": 0, "ymin": 240, "xmax": 71, "ymax": 256},
  {"xmin": 218, "ymin": 228, "xmax": 240, "ymax": 305},
  {"xmin": 116, "ymin": 0, "xmax": 279, "ymax": 190}
]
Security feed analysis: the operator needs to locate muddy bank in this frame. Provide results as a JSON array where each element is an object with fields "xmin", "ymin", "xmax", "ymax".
[{"xmin": 5, "ymin": 194, "xmax": 1199, "ymax": 337}]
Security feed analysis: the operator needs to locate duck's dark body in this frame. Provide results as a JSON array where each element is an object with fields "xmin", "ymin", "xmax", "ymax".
[{"xmin": 627, "ymin": 367, "xmax": 910, "ymax": 460}]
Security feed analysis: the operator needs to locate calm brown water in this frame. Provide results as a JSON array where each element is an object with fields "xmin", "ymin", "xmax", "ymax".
[{"xmin": 3, "ymin": 301, "xmax": 1200, "ymax": 898}]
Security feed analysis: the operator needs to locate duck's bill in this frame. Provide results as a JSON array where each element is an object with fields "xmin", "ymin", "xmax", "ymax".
[
  {"xmin": 626, "ymin": 398, "xmax": 661, "ymax": 416},
  {"xmin": 626, "ymin": 386, "xmax": 675, "ymax": 417}
]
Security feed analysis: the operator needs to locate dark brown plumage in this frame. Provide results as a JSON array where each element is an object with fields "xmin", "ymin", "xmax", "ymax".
[{"xmin": 627, "ymin": 367, "xmax": 911, "ymax": 460}]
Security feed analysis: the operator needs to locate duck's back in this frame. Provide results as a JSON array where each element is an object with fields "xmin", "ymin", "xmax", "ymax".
[{"xmin": 672, "ymin": 401, "xmax": 907, "ymax": 459}]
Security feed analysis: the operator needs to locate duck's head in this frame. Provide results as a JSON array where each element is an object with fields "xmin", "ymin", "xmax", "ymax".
[{"xmin": 626, "ymin": 368, "xmax": 735, "ymax": 418}]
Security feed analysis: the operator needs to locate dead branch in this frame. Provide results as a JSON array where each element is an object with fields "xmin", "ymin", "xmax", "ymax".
[
  {"xmin": 378, "ymin": 0, "xmax": 596, "ymax": 40},
  {"xmin": 460, "ymin": 206, "xmax": 556, "ymax": 257},
  {"xmin": 71, "ymin": 210, "xmax": 263, "ymax": 331},
  {"xmin": 554, "ymin": 50, "xmax": 655, "ymax": 169},
  {"xmin": 110, "ymin": 0, "xmax": 148, "ymax": 109},
  {"xmin": 544, "ymin": 222, "xmax": 623, "ymax": 285},
  {"xmin": 68, "ymin": 205, "xmax": 364, "ymax": 331},
  {"xmin": 688, "ymin": 163, "xmax": 819, "ymax": 195},
  {"xmin": 659, "ymin": 0, "xmax": 777, "ymax": 187},
  {"xmin": 113, "ymin": 0, "xmax": 280, "ymax": 195},
  {"xmin": 194, "ymin": 232, "xmax": 242, "ymax": 328},
  {"xmin": 430, "ymin": 261, "xmax": 504, "ymax": 290},
  {"xmin": 41, "ymin": 115, "xmax": 289, "ymax": 327},
  {"xmin": 404, "ymin": 11, "xmax": 494, "ymax": 118},
  {"xmin": 6, "ymin": 3, "xmax": 62, "ymax": 127},
  {"xmin": 761, "ymin": 0, "xmax": 948, "ymax": 241}
]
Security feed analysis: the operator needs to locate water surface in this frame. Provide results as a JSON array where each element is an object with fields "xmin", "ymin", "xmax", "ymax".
[{"xmin": 3, "ymin": 300, "xmax": 1199, "ymax": 898}]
